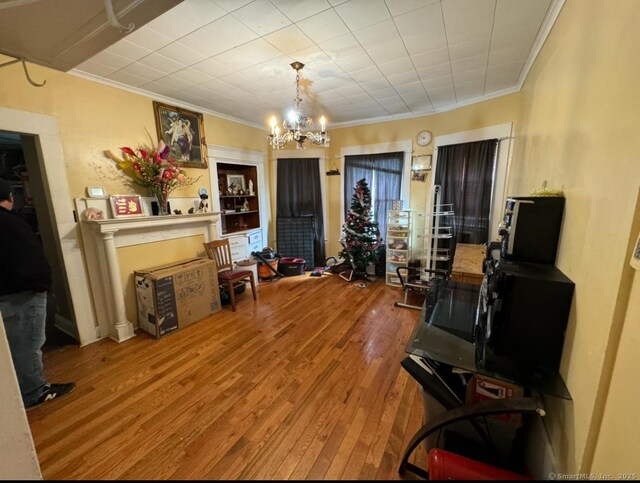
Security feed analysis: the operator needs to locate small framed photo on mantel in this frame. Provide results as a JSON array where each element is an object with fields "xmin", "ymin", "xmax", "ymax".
[{"xmin": 109, "ymin": 195, "xmax": 145, "ymax": 218}]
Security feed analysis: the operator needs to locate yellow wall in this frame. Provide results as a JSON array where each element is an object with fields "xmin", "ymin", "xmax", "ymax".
[
  {"xmin": 324, "ymin": 94, "xmax": 520, "ymax": 256},
  {"xmin": 509, "ymin": 0, "xmax": 640, "ymax": 473},
  {"xmin": 0, "ymin": 54, "xmax": 267, "ymax": 332}
]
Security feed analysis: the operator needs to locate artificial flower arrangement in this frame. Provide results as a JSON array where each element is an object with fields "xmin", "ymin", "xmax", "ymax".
[{"xmin": 116, "ymin": 139, "xmax": 200, "ymax": 214}]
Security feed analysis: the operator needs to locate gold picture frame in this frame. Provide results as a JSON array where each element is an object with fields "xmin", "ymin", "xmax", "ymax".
[{"xmin": 153, "ymin": 101, "xmax": 207, "ymax": 169}]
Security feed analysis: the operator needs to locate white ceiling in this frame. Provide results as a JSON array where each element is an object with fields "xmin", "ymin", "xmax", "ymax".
[{"xmin": 22, "ymin": 0, "xmax": 565, "ymax": 129}]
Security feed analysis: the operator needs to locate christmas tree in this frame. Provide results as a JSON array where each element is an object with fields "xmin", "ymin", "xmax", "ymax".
[{"xmin": 339, "ymin": 178, "xmax": 382, "ymax": 275}]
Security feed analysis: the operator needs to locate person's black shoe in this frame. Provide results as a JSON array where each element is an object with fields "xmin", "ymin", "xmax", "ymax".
[{"xmin": 26, "ymin": 382, "xmax": 76, "ymax": 410}]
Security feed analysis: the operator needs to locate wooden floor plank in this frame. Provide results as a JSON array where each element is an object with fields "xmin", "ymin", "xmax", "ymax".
[{"xmin": 27, "ymin": 274, "xmax": 429, "ymax": 480}]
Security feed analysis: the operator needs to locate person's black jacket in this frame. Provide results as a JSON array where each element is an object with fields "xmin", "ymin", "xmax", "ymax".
[{"xmin": 0, "ymin": 206, "xmax": 51, "ymax": 295}]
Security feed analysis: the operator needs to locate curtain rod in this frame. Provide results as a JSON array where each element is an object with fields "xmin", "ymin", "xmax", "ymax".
[{"xmin": 433, "ymin": 136, "xmax": 513, "ymax": 150}]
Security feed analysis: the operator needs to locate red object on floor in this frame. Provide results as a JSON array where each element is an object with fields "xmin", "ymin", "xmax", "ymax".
[{"xmin": 428, "ymin": 449, "xmax": 531, "ymax": 480}]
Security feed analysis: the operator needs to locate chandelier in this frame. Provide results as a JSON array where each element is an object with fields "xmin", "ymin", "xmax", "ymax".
[{"xmin": 268, "ymin": 61, "xmax": 330, "ymax": 150}]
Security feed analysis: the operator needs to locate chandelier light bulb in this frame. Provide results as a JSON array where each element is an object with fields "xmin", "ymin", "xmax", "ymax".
[{"xmin": 320, "ymin": 115, "xmax": 326, "ymax": 132}]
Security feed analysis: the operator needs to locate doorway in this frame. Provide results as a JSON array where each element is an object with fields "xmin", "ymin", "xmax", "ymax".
[{"xmin": 0, "ymin": 130, "xmax": 77, "ymax": 348}]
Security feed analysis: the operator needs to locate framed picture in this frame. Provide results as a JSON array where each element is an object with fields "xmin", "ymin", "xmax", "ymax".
[
  {"xmin": 86, "ymin": 186, "xmax": 106, "ymax": 198},
  {"xmin": 411, "ymin": 171, "xmax": 427, "ymax": 182},
  {"xmin": 109, "ymin": 195, "xmax": 145, "ymax": 218},
  {"xmin": 412, "ymin": 154, "xmax": 432, "ymax": 172},
  {"xmin": 226, "ymin": 174, "xmax": 246, "ymax": 195},
  {"xmin": 153, "ymin": 101, "xmax": 207, "ymax": 169}
]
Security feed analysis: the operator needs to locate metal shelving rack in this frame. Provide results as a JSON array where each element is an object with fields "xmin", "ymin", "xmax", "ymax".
[
  {"xmin": 386, "ymin": 209, "xmax": 412, "ymax": 286},
  {"xmin": 421, "ymin": 184, "xmax": 455, "ymax": 280}
]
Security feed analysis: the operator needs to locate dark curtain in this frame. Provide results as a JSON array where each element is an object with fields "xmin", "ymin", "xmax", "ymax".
[
  {"xmin": 344, "ymin": 151, "xmax": 403, "ymax": 239},
  {"xmin": 434, "ymin": 139, "xmax": 498, "ymax": 245},
  {"xmin": 276, "ymin": 158, "xmax": 325, "ymax": 265}
]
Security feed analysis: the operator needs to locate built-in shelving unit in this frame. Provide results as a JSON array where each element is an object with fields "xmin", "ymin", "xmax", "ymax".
[{"xmin": 217, "ymin": 162, "xmax": 260, "ymax": 236}]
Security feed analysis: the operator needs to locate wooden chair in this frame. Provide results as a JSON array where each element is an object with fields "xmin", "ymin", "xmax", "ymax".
[{"xmin": 203, "ymin": 239, "xmax": 257, "ymax": 311}]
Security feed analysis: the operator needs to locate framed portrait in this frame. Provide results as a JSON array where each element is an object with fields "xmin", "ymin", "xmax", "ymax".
[
  {"xmin": 226, "ymin": 174, "xmax": 246, "ymax": 195},
  {"xmin": 109, "ymin": 195, "xmax": 145, "ymax": 218},
  {"xmin": 153, "ymin": 101, "xmax": 207, "ymax": 169}
]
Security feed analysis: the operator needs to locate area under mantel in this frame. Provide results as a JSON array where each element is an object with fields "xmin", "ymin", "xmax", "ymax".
[{"xmin": 79, "ymin": 210, "xmax": 220, "ymax": 342}]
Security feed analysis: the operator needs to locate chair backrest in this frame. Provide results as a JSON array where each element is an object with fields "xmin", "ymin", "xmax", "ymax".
[{"xmin": 203, "ymin": 239, "xmax": 233, "ymax": 271}]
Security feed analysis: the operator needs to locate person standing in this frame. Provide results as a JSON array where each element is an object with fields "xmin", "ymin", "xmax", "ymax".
[{"xmin": 0, "ymin": 178, "xmax": 75, "ymax": 410}]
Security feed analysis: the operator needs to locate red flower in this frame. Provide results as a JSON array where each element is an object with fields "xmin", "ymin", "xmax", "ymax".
[{"xmin": 120, "ymin": 147, "xmax": 135, "ymax": 156}]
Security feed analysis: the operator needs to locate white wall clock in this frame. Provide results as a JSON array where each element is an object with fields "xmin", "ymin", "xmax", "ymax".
[{"xmin": 416, "ymin": 130, "xmax": 432, "ymax": 147}]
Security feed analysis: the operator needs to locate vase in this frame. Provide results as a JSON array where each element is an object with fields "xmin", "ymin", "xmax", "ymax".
[{"xmin": 154, "ymin": 191, "xmax": 170, "ymax": 216}]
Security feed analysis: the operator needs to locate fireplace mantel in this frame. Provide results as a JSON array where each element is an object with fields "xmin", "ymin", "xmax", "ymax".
[{"xmin": 80, "ymin": 211, "xmax": 219, "ymax": 342}]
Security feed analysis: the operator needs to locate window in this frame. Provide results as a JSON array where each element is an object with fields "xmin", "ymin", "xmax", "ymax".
[{"xmin": 344, "ymin": 151, "xmax": 404, "ymax": 239}]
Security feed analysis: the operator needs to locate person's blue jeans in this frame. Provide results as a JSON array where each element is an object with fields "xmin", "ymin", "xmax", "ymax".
[{"xmin": 0, "ymin": 291, "xmax": 48, "ymax": 406}]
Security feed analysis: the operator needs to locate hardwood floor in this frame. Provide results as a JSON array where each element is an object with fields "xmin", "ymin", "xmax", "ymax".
[{"xmin": 28, "ymin": 274, "xmax": 431, "ymax": 480}]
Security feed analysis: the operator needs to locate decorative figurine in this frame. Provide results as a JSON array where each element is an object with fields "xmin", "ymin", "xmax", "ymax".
[
  {"xmin": 249, "ymin": 179, "xmax": 254, "ymax": 196},
  {"xmin": 198, "ymin": 187, "xmax": 209, "ymax": 213}
]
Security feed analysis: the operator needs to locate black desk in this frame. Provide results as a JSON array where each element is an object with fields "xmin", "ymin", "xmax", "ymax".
[{"xmin": 399, "ymin": 280, "xmax": 571, "ymax": 478}]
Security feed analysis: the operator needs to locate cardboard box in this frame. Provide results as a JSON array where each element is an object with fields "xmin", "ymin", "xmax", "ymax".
[
  {"xmin": 465, "ymin": 374, "xmax": 525, "ymax": 427},
  {"xmin": 135, "ymin": 257, "xmax": 221, "ymax": 339}
]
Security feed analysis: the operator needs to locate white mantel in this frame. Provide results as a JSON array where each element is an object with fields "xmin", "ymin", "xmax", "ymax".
[{"xmin": 79, "ymin": 209, "xmax": 219, "ymax": 343}]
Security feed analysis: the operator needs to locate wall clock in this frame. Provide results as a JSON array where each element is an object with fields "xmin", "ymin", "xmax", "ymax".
[{"xmin": 416, "ymin": 130, "xmax": 432, "ymax": 147}]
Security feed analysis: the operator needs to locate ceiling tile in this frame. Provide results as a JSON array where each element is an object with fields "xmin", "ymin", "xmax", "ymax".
[
  {"xmin": 124, "ymin": 26, "xmax": 174, "ymax": 52},
  {"xmin": 144, "ymin": 10, "xmax": 200, "ymax": 39},
  {"xmin": 386, "ymin": 70, "xmax": 420, "ymax": 85},
  {"xmin": 158, "ymin": 42, "xmax": 208, "ymax": 66},
  {"xmin": 74, "ymin": 59, "xmax": 117, "ymax": 77},
  {"xmin": 386, "ymin": 0, "xmax": 439, "ymax": 17},
  {"xmin": 354, "ymin": 20, "xmax": 406, "ymax": 64},
  {"xmin": 232, "ymin": 0, "xmax": 292, "ymax": 36},
  {"xmin": 395, "ymin": 81, "xmax": 425, "ymax": 96},
  {"xmin": 191, "ymin": 58, "xmax": 235, "ymax": 77},
  {"xmin": 441, "ymin": 0, "xmax": 495, "ymax": 44},
  {"xmin": 197, "ymin": 16, "xmax": 260, "ymax": 54},
  {"xmin": 411, "ymin": 48, "xmax": 450, "ymax": 69},
  {"xmin": 172, "ymin": 67, "xmax": 214, "ymax": 85},
  {"xmin": 335, "ymin": 0, "xmax": 390, "ymax": 31},
  {"xmin": 106, "ymin": 39, "xmax": 152, "ymax": 62},
  {"xmin": 422, "ymin": 73, "xmax": 454, "ymax": 90},
  {"xmin": 297, "ymin": 9, "xmax": 350, "ymax": 43},
  {"xmin": 234, "ymin": 38, "xmax": 283, "ymax": 64},
  {"xmin": 349, "ymin": 65, "xmax": 384, "ymax": 83},
  {"xmin": 488, "ymin": 46, "xmax": 530, "ymax": 66},
  {"xmin": 143, "ymin": 75, "xmax": 195, "ymax": 93},
  {"xmin": 455, "ymin": 79, "xmax": 485, "ymax": 100},
  {"xmin": 170, "ymin": 0, "xmax": 227, "ymax": 28},
  {"xmin": 491, "ymin": 0, "xmax": 553, "ymax": 49},
  {"xmin": 377, "ymin": 57, "xmax": 414, "ymax": 77},
  {"xmin": 108, "ymin": 69, "xmax": 152, "ymax": 87},
  {"xmin": 210, "ymin": 0, "xmax": 254, "ymax": 12},
  {"xmin": 453, "ymin": 66, "xmax": 486, "ymax": 84},
  {"xmin": 137, "ymin": 52, "xmax": 186, "ymax": 74},
  {"xmin": 118, "ymin": 62, "xmax": 166, "ymax": 82},
  {"xmin": 451, "ymin": 54, "xmax": 488, "ymax": 76},
  {"xmin": 449, "ymin": 37, "xmax": 491, "ymax": 61},
  {"xmin": 264, "ymin": 25, "xmax": 315, "ymax": 54},
  {"xmin": 86, "ymin": 50, "xmax": 132, "ymax": 71},
  {"xmin": 394, "ymin": 3, "xmax": 447, "ymax": 55},
  {"xmin": 416, "ymin": 63, "xmax": 451, "ymax": 81},
  {"xmin": 270, "ymin": 0, "xmax": 332, "ymax": 22}
]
